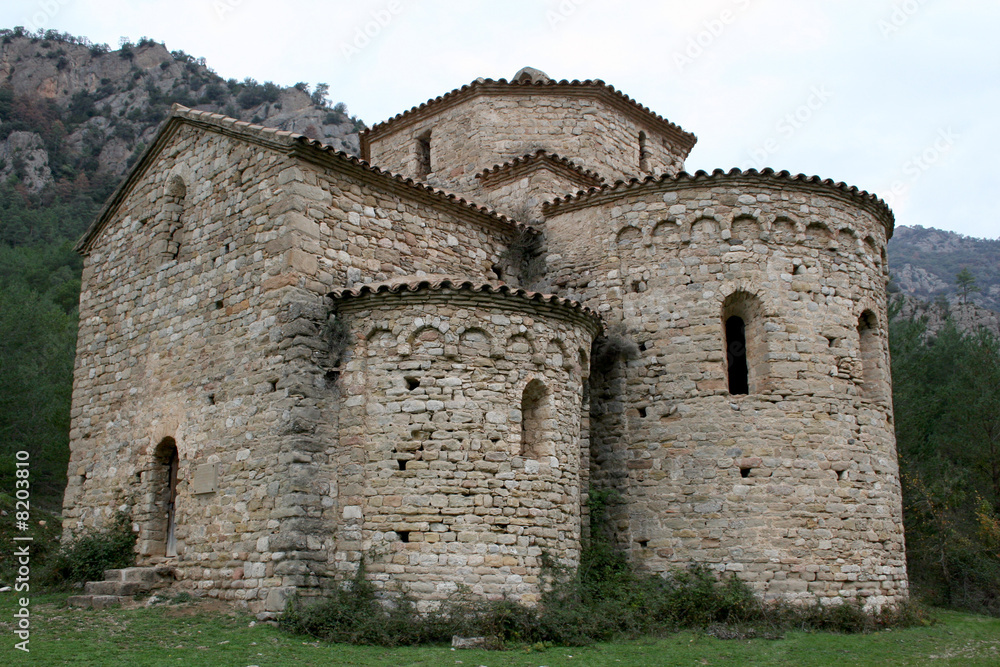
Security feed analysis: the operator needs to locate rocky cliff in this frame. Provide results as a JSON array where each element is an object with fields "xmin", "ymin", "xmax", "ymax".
[
  {"xmin": 0, "ymin": 29, "xmax": 361, "ymax": 203},
  {"xmin": 888, "ymin": 225, "xmax": 1000, "ymax": 313},
  {"xmin": 894, "ymin": 293, "xmax": 1000, "ymax": 339}
]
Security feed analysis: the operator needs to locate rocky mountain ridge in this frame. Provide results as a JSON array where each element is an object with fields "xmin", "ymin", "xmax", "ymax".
[
  {"xmin": 888, "ymin": 225, "xmax": 1000, "ymax": 313},
  {"xmin": 0, "ymin": 28, "xmax": 360, "ymax": 203}
]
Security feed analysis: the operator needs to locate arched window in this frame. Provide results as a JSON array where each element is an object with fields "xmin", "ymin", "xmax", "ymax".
[
  {"xmin": 722, "ymin": 291, "xmax": 766, "ymax": 395},
  {"xmin": 638, "ymin": 131, "xmax": 650, "ymax": 173},
  {"xmin": 858, "ymin": 311, "xmax": 883, "ymax": 400},
  {"xmin": 725, "ymin": 316, "xmax": 749, "ymax": 394},
  {"xmin": 415, "ymin": 130, "xmax": 432, "ymax": 178},
  {"xmin": 520, "ymin": 379, "xmax": 552, "ymax": 459}
]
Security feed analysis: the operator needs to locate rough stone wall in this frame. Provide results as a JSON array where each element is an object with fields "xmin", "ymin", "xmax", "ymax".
[
  {"xmin": 542, "ymin": 175, "xmax": 906, "ymax": 607},
  {"xmin": 476, "ymin": 161, "xmax": 599, "ymax": 225},
  {"xmin": 64, "ymin": 112, "xmax": 534, "ymax": 615},
  {"xmin": 283, "ymin": 157, "xmax": 521, "ymax": 290},
  {"xmin": 62, "ymin": 123, "xmax": 344, "ymax": 613},
  {"xmin": 365, "ymin": 89, "xmax": 688, "ymax": 197},
  {"xmin": 66, "ymin": 84, "xmax": 908, "ymax": 615},
  {"xmin": 333, "ymin": 286, "xmax": 598, "ymax": 607}
]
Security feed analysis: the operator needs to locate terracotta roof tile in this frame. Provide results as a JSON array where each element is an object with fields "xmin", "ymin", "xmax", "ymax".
[
  {"xmin": 330, "ymin": 275, "xmax": 602, "ymax": 324},
  {"xmin": 360, "ymin": 78, "xmax": 697, "ymax": 159},
  {"xmin": 542, "ymin": 167, "xmax": 895, "ymax": 232},
  {"xmin": 475, "ymin": 149, "xmax": 605, "ymax": 187}
]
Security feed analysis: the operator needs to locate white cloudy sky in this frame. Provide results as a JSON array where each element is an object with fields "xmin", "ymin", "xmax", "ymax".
[{"xmin": 4, "ymin": 0, "xmax": 998, "ymax": 239}]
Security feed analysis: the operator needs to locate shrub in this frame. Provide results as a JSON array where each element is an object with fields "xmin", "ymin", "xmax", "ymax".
[
  {"xmin": 39, "ymin": 512, "xmax": 135, "ymax": 587},
  {"xmin": 280, "ymin": 488, "xmax": 928, "ymax": 647},
  {"xmin": 280, "ymin": 563, "xmax": 449, "ymax": 646}
]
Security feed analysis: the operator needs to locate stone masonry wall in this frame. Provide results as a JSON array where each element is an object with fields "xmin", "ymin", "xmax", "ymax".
[
  {"xmin": 67, "ymin": 82, "xmax": 908, "ymax": 617},
  {"xmin": 332, "ymin": 285, "xmax": 599, "ymax": 608},
  {"xmin": 542, "ymin": 174, "xmax": 906, "ymax": 608},
  {"xmin": 365, "ymin": 88, "xmax": 688, "ymax": 198},
  {"xmin": 286, "ymin": 157, "xmax": 522, "ymax": 290},
  {"xmin": 62, "ymin": 123, "xmax": 344, "ymax": 614},
  {"xmin": 475, "ymin": 160, "xmax": 601, "ymax": 225},
  {"xmin": 64, "ymin": 114, "xmax": 533, "ymax": 615}
]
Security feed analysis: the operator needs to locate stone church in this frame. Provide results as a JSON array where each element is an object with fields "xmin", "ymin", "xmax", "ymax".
[{"xmin": 63, "ymin": 67, "xmax": 907, "ymax": 615}]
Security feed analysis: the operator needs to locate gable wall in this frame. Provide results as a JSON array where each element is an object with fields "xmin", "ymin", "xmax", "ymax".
[
  {"xmin": 63, "ymin": 125, "xmax": 337, "ymax": 613},
  {"xmin": 366, "ymin": 91, "xmax": 688, "ymax": 199}
]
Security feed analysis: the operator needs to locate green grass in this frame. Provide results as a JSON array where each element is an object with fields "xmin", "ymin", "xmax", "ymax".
[{"xmin": 1, "ymin": 592, "xmax": 998, "ymax": 666}]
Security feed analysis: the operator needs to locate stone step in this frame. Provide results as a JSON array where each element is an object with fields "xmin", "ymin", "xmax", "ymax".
[
  {"xmin": 84, "ymin": 580, "xmax": 146, "ymax": 596},
  {"xmin": 67, "ymin": 595, "xmax": 127, "ymax": 609},
  {"xmin": 103, "ymin": 567, "xmax": 159, "ymax": 584}
]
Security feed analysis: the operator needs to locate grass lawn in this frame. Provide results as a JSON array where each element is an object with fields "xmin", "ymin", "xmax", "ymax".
[{"xmin": 1, "ymin": 592, "xmax": 998, "ymax": 666}]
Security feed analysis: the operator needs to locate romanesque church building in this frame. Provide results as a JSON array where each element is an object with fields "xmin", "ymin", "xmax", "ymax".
[{"xmin": 63, "ymin": 67, "xmax": 907, "ymax": 615}]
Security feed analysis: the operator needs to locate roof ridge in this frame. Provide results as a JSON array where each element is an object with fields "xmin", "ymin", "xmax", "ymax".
[
  {"xmin": 170, "ymin": 103, "xmax": 314, "ymax": 146},
  {"xmin": 360, "ymin": 78, "xmax": 696, "ymax": 151},
  {"xmin": 475, "ymin": 149, "xmax": 605, "ymax": 184},
  {"xmin": 542, "ymin": 167, "xmax": 894, "ymax": 225}
]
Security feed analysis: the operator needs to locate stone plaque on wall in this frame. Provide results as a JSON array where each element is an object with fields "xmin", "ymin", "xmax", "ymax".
[{"xmin": 191, "ymin": 462, "xmax": 219, "ymax": 494}]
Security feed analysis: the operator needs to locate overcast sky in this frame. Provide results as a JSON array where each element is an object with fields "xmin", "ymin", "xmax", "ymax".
[{"xmin": 4, "ymin": 0, "xmax": 998, "ymax": 239}]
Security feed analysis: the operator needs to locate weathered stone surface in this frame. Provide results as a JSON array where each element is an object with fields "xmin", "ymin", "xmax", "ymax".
[{"xmin": 63, "ymin": 68, "xmax": 906, "ymax": 616}]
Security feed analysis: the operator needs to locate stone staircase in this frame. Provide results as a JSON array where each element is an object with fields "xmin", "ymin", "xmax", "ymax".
[{"xmin": 68, "ymin": 566, "xmax": 174, "ymax": 609}]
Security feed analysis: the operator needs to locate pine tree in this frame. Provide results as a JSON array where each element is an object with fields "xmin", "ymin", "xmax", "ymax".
[{"xmin": 956, "ymin": 267, "xmax": 980, "ymax": 305}]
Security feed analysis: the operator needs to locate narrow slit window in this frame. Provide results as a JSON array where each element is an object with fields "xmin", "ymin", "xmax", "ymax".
[
  {"xmin": 638, "ymin": 131, "xmax": 650, "ymax": 172},
  {"xmin": 726, "ymin": 316, "xmax": 749, "ymax": 395},
  {"xmin": 858, "ymin": 311, "xmax": 882, "ymax": 399},
  {"xmin": 722, "ymin": 291, "xmax": 766, "ymax": 395},
  {"xmin": 415, "ymin": 130, "xmax": 432, "ymax": 178}
]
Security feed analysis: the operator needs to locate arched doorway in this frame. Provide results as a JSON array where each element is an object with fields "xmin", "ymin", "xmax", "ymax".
[{"xmin": 152, "ymin": 437, "xmax": 179, "ymax": 557}]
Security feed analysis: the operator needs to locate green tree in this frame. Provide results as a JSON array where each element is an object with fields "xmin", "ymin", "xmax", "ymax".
[
  {"xmin": 0, "ymin": 284, "xmax": 76, "ymax": 502},
  {"xmin": 311, "ymin": 83, "xmax": 329, "ymax": 108},
  {"xmin": 956, "ymin": 267, "xmax": 980, "ymax": 305},
  {"xmin": 891, "ymin": 309, "xmax": 1000, "ymax": 613}
]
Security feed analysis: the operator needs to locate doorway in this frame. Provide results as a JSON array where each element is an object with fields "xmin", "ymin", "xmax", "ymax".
[{"xmin": 153, "ymin": 437, "xmax": 179, "ymax": 557}]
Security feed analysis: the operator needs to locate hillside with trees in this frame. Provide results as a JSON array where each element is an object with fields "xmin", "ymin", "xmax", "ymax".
[{"xmin": 889, "ymin": 225, "xmax": 1000, "ymax": 313}]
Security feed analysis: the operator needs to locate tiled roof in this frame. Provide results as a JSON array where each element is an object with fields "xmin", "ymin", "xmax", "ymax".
[
  {"xmin": 77, "ymin": 105, "xmax": 527, "ymax": 252},
  {"xmin": 475, "ymin": 149, "xmax": 605, "ymax": 188},
  {"xmin": 360, "ymin": 77, "xmax": 697, "ymax": 158},
  {"xmin": 330, "ymin": 274, "xmax": 602, "ymax": 324},
  {"xmin": 542, "ymin": 168, "xmax": 895, "ymax": 232}
]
